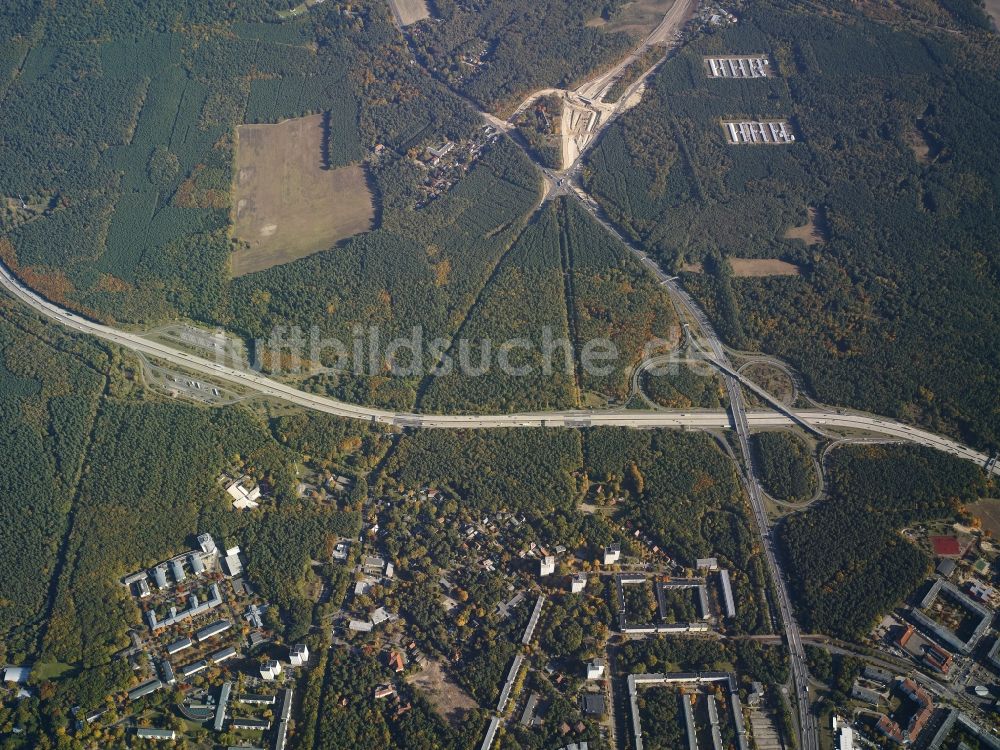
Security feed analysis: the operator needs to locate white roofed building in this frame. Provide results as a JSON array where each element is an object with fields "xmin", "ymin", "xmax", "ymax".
[
  {"xmin": 290, "ymin": 644, "xmax": 309, "ymax": 667},
  {"xmin": 539, "ymin": 556, "xmax": 556, "ymax": 577},
  {"xmin": 260, "ymin": 660, "xmax": 282, "ymax": 680}
]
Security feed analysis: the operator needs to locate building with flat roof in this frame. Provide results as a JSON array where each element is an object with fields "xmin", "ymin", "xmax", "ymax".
[
  {"xmin": 937, "ymin": 558, "xmax": 957, "ymax": 577},
  {"xmin": 222, "ymin": 549, "xmax": 243, "ymax": 577},
  {"xmin": 539, "ymin": 555, "xmax": 556, "ymax": 576},
  {"xmin": 912, "ymin": 587, "xmax": 989, "ymax": 655},
  {"xmin": 2, "ymin": 667, "xmax": 30, "ymax": 684},
  {"xmin": 261, "ymin": 660, "xmax": 282, "ymax": 681},
  {"xmin": 570, "ymin": 573, "xmax": 587, "ymax": 593},
  {"xmin": 603, "ymin": 544, "xmax": 621, "ymax": 565},
  {"xmin": 198, "ymin": 533, "xmax": 217, "ymax": 554}
]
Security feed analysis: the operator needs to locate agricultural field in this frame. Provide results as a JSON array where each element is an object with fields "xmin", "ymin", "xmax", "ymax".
[
  {"xmin": 231, "ymin": 115, "xmax": 376, "ymax": 277},
  {"xmin": 0, "ymin": 14, "xmax": 360, "ymax": 323}
]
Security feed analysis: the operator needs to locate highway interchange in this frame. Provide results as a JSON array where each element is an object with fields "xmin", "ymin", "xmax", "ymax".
[{"xmin": 2, "ymin": 6, "xmax": 997, "ymax": 748}]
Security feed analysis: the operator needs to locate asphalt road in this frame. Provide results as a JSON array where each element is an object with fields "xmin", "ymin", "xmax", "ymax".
[
  {"xmin": 660, "ymin": 266, "xmax": 820, "ymax": 750},
  {"xmin": 2, "ymin": 262, "xmax": 997, "ymax": 476}
]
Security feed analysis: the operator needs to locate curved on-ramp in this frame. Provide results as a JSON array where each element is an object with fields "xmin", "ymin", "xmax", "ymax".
[{"xmin": 1, "ymin": 262, "xmax": 996, "ymax": 475}]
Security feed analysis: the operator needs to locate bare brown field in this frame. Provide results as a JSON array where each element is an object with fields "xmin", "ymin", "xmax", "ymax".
[
  {"xmin": 783, "ymin": 207, "xmax": 827, "ymax": 246},
  {"xmin": 588, "ymin": 0, "xmax": 675, "ymax": 37},
  {"xmin": 729, "ymin": 259, "xmax": 802, "ymax": 277},
  {"xmin": 985, "ymin": 0, "xmax": 1000, "ymax": 30},
  {"xmin": 406, "ymin": 657, "xmax": 479, "ymax": 725},
  {"xmin": 681, "ymin": 258, "xmax": 800, "ymax": 277},
  {"xmin": 905, "ymin": 128, "xmax": 932, "ymax": 163},
  {"xmin": 389, "ymin": 0, "xmax": 430, "ymax": 26},
  {"xmin": 966, "ymin": 499, "xmax": 1000, "ymax": 537},
  {"xmin": 231, "ymin": 114, "xmax": 374, "ymax": 277}
]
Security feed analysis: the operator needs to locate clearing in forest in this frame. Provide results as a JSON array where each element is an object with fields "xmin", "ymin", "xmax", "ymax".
[
  {"xmin": 405, "ymin": 656, "xmax": 479, "ymax": 726},
  {"xmin": 783, "ymin": 207, "xmax": 828, "ymax": 245},
  {"xmin": 389, "ymin": 0, "xmax": 431, "ymax": 26},
  {"xmin": 681, "ymin": 259, "xmax": 802, "ymax": 277},
  {"xmin": 985, "ymin": 0, "xmax": 1000, "ymax": 29},
  {"xmin": 729, "ymin": 259, "xmax": 802, "ymax": 277},
  {"xmin": 231, "ymin": 113, "xmax": 374, "ymax": 277},
  {"xmin": 587, "ymin": 0, "xmax": 675, "ymax": 37}
]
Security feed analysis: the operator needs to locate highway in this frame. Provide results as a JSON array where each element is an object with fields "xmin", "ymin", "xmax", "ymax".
[
  {"xmin": 663, "ymin": 266, "xmax": 820, "ymax": 750},
  {"xmin": 2, "ymin": 261, "xmax": 997, "ymax": 473}
]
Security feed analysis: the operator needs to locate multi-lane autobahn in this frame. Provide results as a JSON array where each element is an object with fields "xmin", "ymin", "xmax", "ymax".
[
  {"xmin": 3, "ymin": 8, "xmax": 996, "ymax": 747},
  {"xmin": 1, "ymin": 261, "xmax": 996, "ymax": 469}
]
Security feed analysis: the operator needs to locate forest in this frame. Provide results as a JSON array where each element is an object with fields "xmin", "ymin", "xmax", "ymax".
[
  {"xmin": 0, "ymin": 309, "xmax": 385, "ymax": 739},
  {"xmin": 0, "ymin": 308, "xmax": 107, "ymax": 661},
  {"xmin": 408, "ymin": 0, "xmax": 637, "ymax": 113},
  {"xmin": 583, "ymin": 0, "xmax": 1000, "ymax": 450},
  {"xmin": 562, "ymin": 199, "xmax": 678, "ymax": 403},
  {"xmin": 778, "ymin": 444, "xmax": 988, "ymax": 639},
  {"xmin": 417, "ymin": 195, "xmax": 679, "ymax": 412},
  {"xmin": 418, "ymin": 201, "xmax": 577, "ymax": 413},
  {"xmin": 0, "ymin": 0, "xmax": 694, "ymax": 415},
  {"xmin": 751, "ymin": 431, "xmax": 816, "ymax": 503}
]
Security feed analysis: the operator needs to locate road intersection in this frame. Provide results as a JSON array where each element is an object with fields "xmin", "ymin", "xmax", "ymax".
[{"xmin": 2, "ymin": 7, "xmax": 996, "ymax": 748}]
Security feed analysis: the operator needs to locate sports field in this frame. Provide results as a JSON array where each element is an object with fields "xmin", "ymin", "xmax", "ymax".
[{"xmin": 231, "ymin": 114, "xmax": 375, "ymax": 277}]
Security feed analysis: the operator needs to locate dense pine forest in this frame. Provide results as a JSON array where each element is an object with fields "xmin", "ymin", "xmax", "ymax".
[{"xmin": 584, "ymin": 0, "xmax": 1000, "ymax": 450}]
